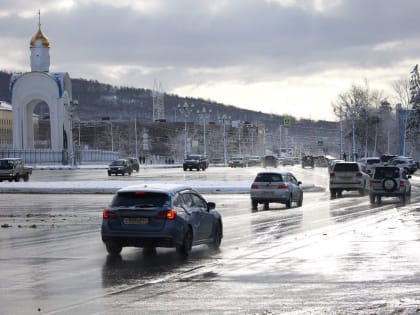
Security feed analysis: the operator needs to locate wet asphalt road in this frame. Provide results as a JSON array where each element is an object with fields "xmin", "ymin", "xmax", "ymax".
[{"xmin": 0, "ymin": 166, "xmax": 419, "ymax": 314}]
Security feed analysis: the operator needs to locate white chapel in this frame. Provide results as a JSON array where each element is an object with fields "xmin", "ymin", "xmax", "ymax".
[{"xmin": 10, "ymin": 15, "xmax": 75, "ymax": 156}]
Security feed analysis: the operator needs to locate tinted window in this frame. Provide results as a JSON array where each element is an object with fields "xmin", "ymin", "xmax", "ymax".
[
  {"xmin": 255, "ymin": 173, "xmax": 283, "ymax": 182},
  {"xmin": 0, "ymin": 160, "xmax": 13, "ymax": 169},
  {"xmin": 333, "ymin": 163, "xmax": 359, "ymax": 172},
  {"xmin": 366, "ymin": 159, "xmax": 380, "ymax": 164},
  {"xmin": 374, "ymin": 168, "xmax": 400, "ymax": 179},
  {"xmin": 111, "ymin": 192, "xmax": 170, "ymax": 208}
]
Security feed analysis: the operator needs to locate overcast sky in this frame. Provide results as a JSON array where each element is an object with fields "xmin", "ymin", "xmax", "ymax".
[{"xmin": 1, "ymin": 0, "xmax": 419, "ymax": 121}]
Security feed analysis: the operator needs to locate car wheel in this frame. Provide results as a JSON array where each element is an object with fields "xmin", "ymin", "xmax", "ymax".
[
  {"xmin": 358, "ymin": 189, "xmax": 366, "ymax": 196},
  {"xmin": 251, "ymin": 199, "xmax": 258, "ymax": 211},
  {"xmin": 105, "ymin": 241, "xmax": 122, "ymax": 256},
  {"xmin": 297, "ymin": 195, "xmax": 303, "ymax": 207},
  {"xmin": 263, "ymin": 202, "xmax": 269, "ymax": 210},
  {"xmin": 400, "ymin": 193, "xmax": 406, "ymax": 203},
  {"xmin": 337, "ymin": 190, "xmax": 343, "ymax": 198},
  {"xmin": 369, "ymin": 193, "xmax": 376, "ymax": 204},
  {"xmin": 209, "ymin": 222, "xmax": 222, "ymax": 250},
  {"xmin": 23, "ymin": 174, "xmax": 29, "ymax": 182},
  {"xmin": 377, "ymin": 196, "xmax": 382, "ymax": 204},
  {"xmin": 189, "ymin": 168, "xmax": 192, "ymax": 171},
  {"xmin": 176, "ymin": 228, "xmax": 193, "ymax": 256},
  {"xmin": 183, "ymin": 168, "xmax": 187, "ymax": 171},
  {"xmin": 286, "ymin": 196, "xmax": 291, "ymax": 208},
  {"xmin": 330, "ymin": 189, "xmax": 336, "ymax": 199},
  {"xmin": 143, "ymin": 246, "xmax": 157, "ymax": 256}
]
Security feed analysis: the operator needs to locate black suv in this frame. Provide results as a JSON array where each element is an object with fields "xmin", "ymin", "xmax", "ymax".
[
  {"xmin": 183, "ymin": 155, "xmax": 209, "ymax": 171},
  {"xmin": 108, "ymin": 159, "xmax": 132, "ymax": 176},
  {"xmin": 127, "ymin": 157, "xmax": 140, "ymax": 172},
  {"xmin": 301, "ymin": 155, "xmax": 314, "ymax": 168}
]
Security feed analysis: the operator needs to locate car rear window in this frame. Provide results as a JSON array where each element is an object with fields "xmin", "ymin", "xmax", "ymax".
[
  {"xmin": 255, "ymin": 173, "xmax": 283, "ymax": 182},
  {"xmin": 366, "ymin": 159, "xmax": 380, "ymax": 164},
  {"xmin": 373, "ymin": 168, "xmax": 400, "ymax": 179},
  {"xmin": 111, "ymin": 192, "xmax": 170, "ymax": 208},
  {"xmin": 333, "ymin": 163, "xmax": 359, "ymax": 172}
]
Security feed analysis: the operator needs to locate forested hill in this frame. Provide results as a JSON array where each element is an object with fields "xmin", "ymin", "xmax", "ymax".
[{"xmin": 0, "ymin": 70, "xmax": 336, "ymax": 132}]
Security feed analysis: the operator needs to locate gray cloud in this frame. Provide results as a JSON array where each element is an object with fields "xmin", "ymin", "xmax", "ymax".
[{"xmin": 1, "ymin": 0, "xmax": 420, "ymax": 118}]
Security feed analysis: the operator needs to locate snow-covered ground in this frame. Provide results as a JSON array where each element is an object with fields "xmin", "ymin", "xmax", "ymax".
[{"xmin": 0, "ymin": 163, "xmax": 318, "ymax": 194}]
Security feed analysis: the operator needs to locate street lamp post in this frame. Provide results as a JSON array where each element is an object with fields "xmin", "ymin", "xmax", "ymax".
[
  {"xmin": 178, "ymin": 102, "xmax": 194, "ymax": 158},
  {"xmin": 197, "ymin": 107, "xmax": 212, "ymax": 156},
  {"xmin": 219, "ymin": 114, "xmax": 231, "ymax": 165},
  {"xmin": 64, "ymin": 99, "xmax": 78, "ymax": 167}
]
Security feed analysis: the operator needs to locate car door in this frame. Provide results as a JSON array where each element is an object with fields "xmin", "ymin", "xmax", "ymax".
[
  {"xmin": 288, "ymin": 174, "xmax": 302, "ymax": 202},
  {"xmin": 181, "ymin": 192, "xmax": 213, "ymax": 241}
]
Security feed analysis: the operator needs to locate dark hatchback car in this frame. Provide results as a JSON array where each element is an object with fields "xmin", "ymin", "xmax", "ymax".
[{"xmin": 101, "ymin": 184, "xmax": 223, "ymax": 256}]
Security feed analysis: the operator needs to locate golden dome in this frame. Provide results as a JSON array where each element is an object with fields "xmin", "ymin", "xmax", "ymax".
[{"xmin": 30, "ymin": 27, "xmax": 50, "ymax": 48}]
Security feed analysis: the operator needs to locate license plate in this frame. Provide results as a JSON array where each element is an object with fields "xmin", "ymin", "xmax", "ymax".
[{"xmin": 123, "ymin": 217, "xmax": 148, "ymax": 225}]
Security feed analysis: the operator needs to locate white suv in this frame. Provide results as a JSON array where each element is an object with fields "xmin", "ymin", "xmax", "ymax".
[
  {"xmin": 369, "ymin": 166, "xmax": 411, "ymax": 204},
  {"xmin": 329, "ymin": 162, "xmax": 370, "ymax": 198}
]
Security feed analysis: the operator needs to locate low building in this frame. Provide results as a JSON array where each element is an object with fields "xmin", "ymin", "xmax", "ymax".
[{"xmin": 0, "ymin": 101, "xmax": 12, "ymax": 147}]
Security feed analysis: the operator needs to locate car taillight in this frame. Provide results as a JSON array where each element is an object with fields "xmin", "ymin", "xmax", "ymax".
[
  {"xmin": 400, "ymin": 180, "xmax": 405, "ymax": 187},
  {"xmin": 330, "ymin": 172, "xmax": 335, "ymax": 177},
  {"xmin": 156, "ymin": 209, "xmax": 177, "ymax": 220},
  {"xmin": 356, "ymin": 172, "xmax": 363, "ymax": 177},
  {"xmin": 277, "ymin": 184, "xmax": 288, "ymax": 189},
  {"xmin": 251, "ymin": 184, "xmax": 258, "ymax": 189},
  {"xmin": 102, "ymin": 209, "xmax": 115, "ymax": 219}
]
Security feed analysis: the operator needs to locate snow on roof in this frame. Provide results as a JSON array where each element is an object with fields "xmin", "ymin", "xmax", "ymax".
[{"xmin": 0, "ymin": 101, "xmax": 12, "ymax": 111}]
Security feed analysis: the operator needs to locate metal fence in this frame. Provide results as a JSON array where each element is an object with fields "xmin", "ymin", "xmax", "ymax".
[{"xmin": 0, "ymin": 149, "xmax": 118, "ymax": 164}]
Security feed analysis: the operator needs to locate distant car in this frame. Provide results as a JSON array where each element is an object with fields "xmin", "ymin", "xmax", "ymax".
[
  {"xmin": 262, "ymin": 155, "xmax": 278, "ymax": 168},
  {"xmin": 127, "ymin": 157, "xmax": 140, "ymax": 172},
  {"xmin": 108, "ymin": 159, "xmax": 132, "ymax": 176},
  {"xmin": 183, "ymin": 155, "xmax": 209, "ymax": 171},
  {"xmin": 387, "ymin": 156, "xmax": 417, "ymax": 174},
  {"xmin": 101, "ymin": 184, "xmax": 223, "ymax": 256},
  {"xmin": 369, "ymin": 166, "xmax": 411, "ymax": 204},
  {"xmin": 281, "ymin": 157, "xmax": 295, "ymax": 166},
  {"xmin": 329, "ymin": 162, "xmax": 370, "ymax": 198},
  {"xmin": 358, "ymin": 157, "xmax": 381, "ymax": 176},
  {"xmin": 228, "ymin": 156, "xmax": 246, "ymax": 168},
  {"xmin": 250, "ymin": 171, "xmax": 303, "ymax": 211},
  {"xmin": 247, "ymin": 156, "xmax": 262, "ymax": 167},
  {"xmin": 380, "ymin": 154, "xmax": 398, "ymax": 165},
  {"xmin": 301, "ymin": 155, "xmax": 314, "ymax": 168}
]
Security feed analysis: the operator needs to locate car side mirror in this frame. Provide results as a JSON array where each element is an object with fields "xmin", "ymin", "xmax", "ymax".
[
  {"xmin": 407, "ymin": 175, "xmax": 411, "ymax": 179},
  {"xmin": 298, "ymin": 181, "xmax": 302, "ymax": 185},
  {"xmin": 207, "ymin": 202, "xmax": 216, "ymax": 210}
]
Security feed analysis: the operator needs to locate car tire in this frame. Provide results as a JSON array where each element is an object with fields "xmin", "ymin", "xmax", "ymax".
[
  {"xmin": 286, "ymin": 196, "xmax": 291, "ymax": 208},
  {"xmin": 209, "ymin": 222, "xmax": 222, "ymax": 250},
  {"xmin": 23, "ymin": 174, "xmax": 29, "ymax": 182},
  {"xmin": 177, "ymin": 228, "xmax": 193, "ymax": 256},
  {"xmin": 263, "ymin": 202, "xmax": 269, "ymax": 210},
  {"xmin": 330, "ymin": 189, "xmax": 336, "ymax": 199},
  {"xmin": 358, "ymin": 189, "xmax": 366, "ymax": 196},
  {"xmin": 143, "ymin": 246, "xmax": 157, "ymax": 256},
  {"xmin": 105, "ymin": 241, "xmax": 122, "ymax": 256},
  {"xmin": 377, "ymin": 196, "xmax": 382, "ymax": 204},
  {"xmin": 251, "ymin": 199, "xmax": 258, "ymax": 211},
  {"xmin": 297, "ymin": 195, "xmax": 303, "ymax": 207},
  {"xmin": 369, "ymin": 193, "xmax": 376, "ymax": 204},
  {"xmin": 183, "ymin": 168, "xmax": 187, "ymax": 171}
]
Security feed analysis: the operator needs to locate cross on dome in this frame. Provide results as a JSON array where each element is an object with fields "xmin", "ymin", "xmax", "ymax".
[{"xmin": 30, "ymin": 10, "xmax": 50, "ymax": 48}]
